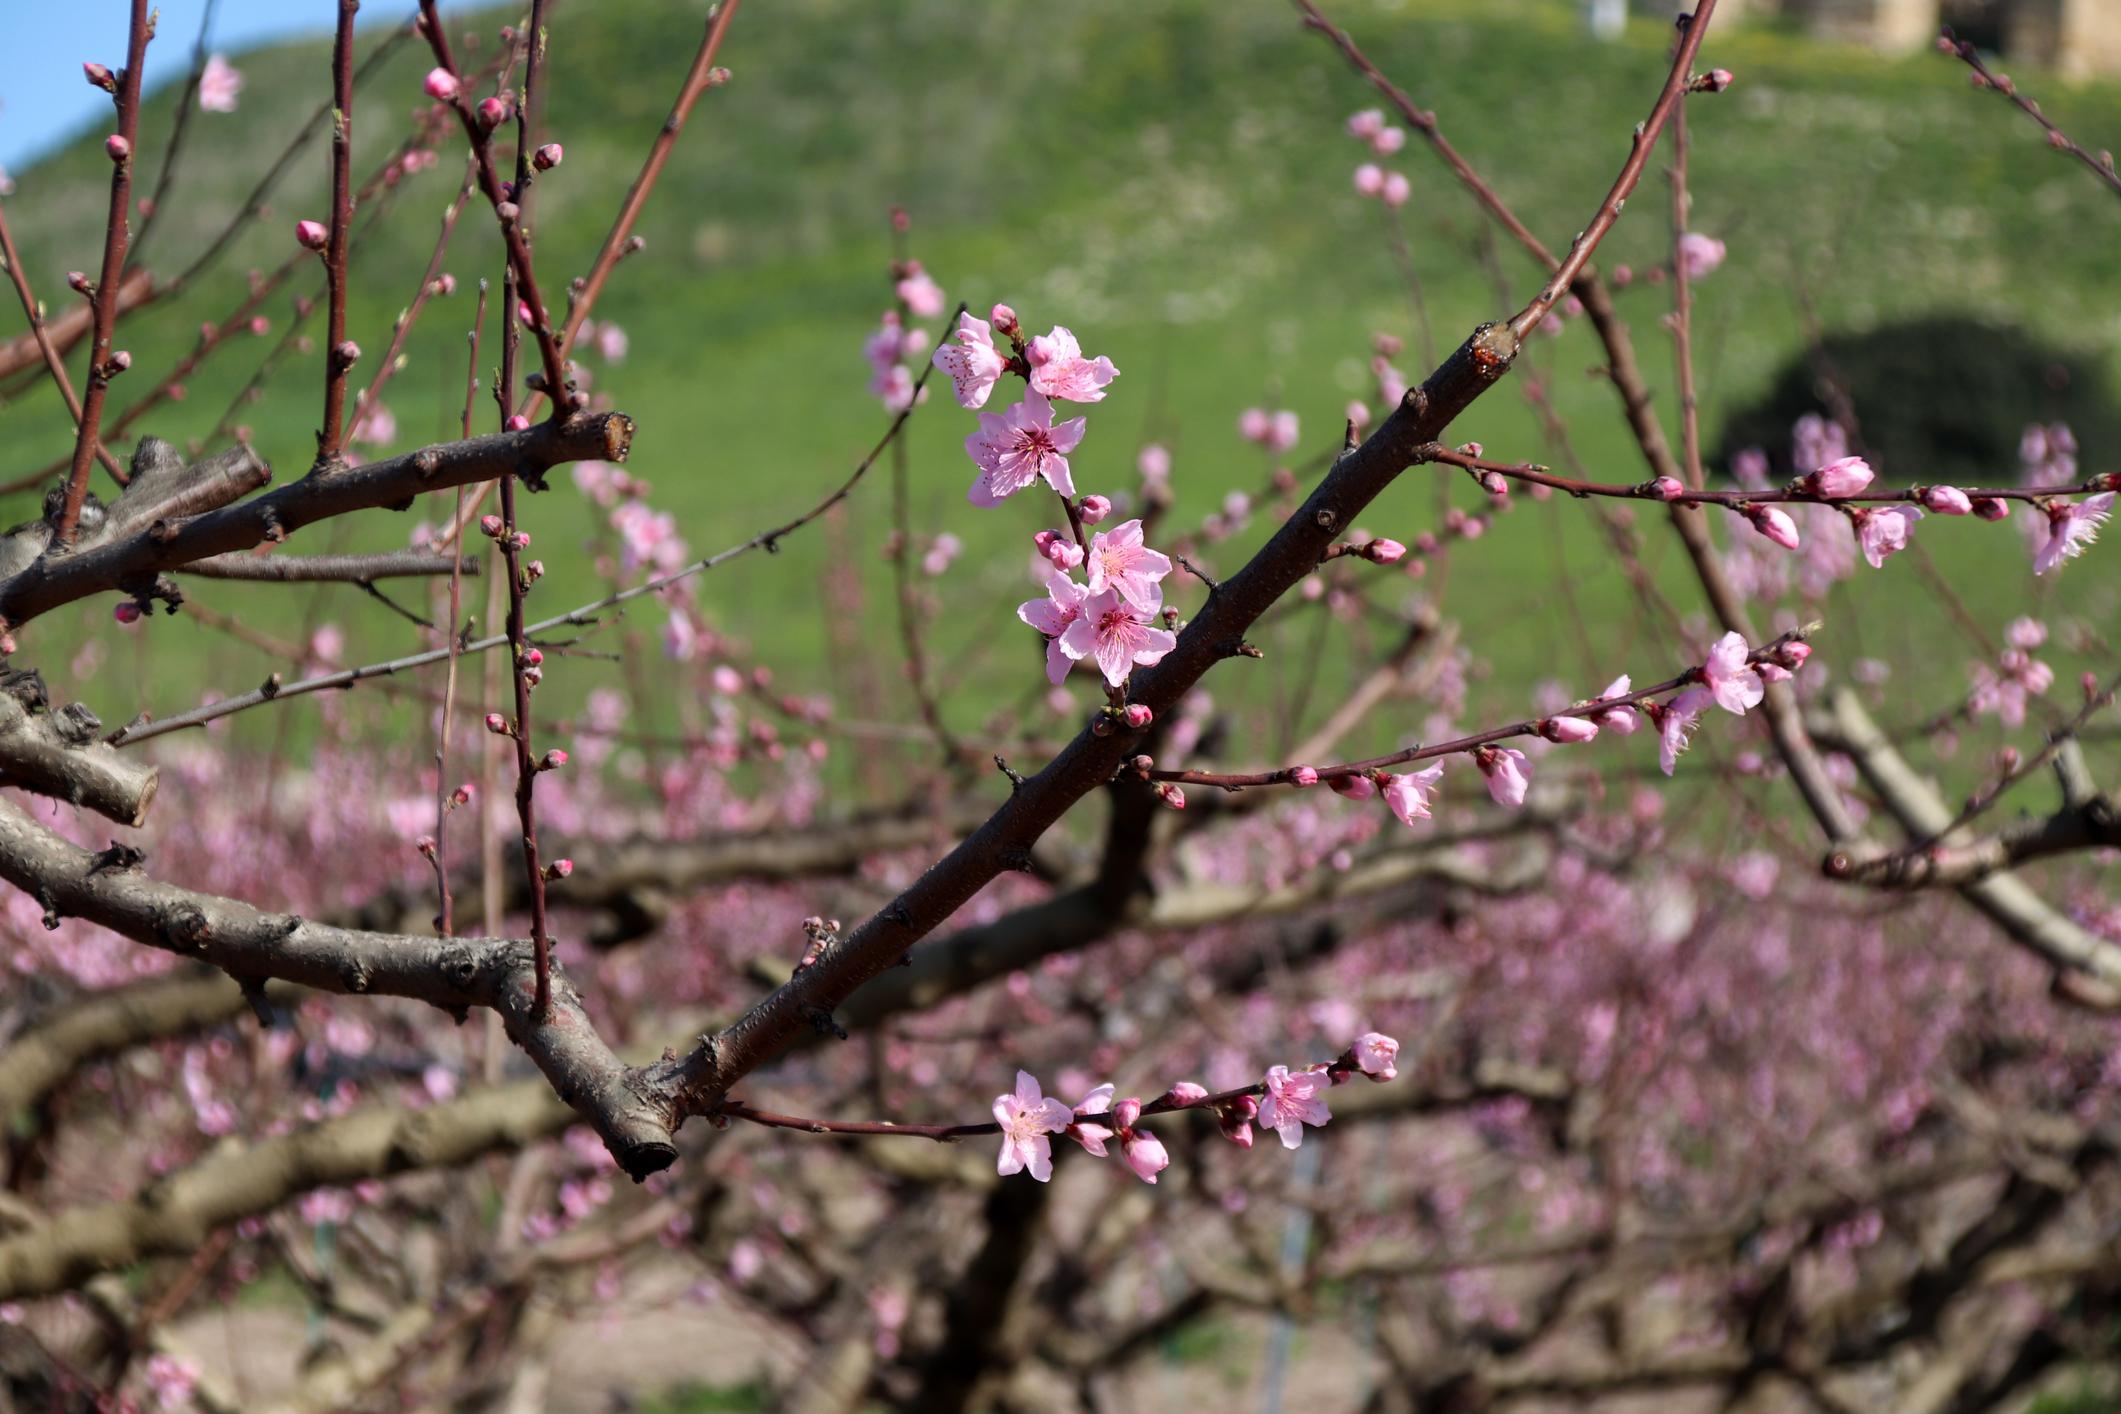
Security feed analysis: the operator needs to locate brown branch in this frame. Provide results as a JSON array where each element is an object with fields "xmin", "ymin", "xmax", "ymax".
[
  {"xmin": 316, "ymin": 0, "xmax": 360, "ymax": 464},
  {"xmin": 1811, "ymin": 688, "xmax": 2121, "ymax": 989},
  {"xmin": 0, "ymin": 671, "xmax": 157, "ymax": 825},
  {"xmin": 178, "ymin": 550, "xmax": 479, "ymax": 582},
  {"xmin": 0, "ymin": 792, "xmax": 678, "ymax": 1187},
  {"xmin": 53, "ymin": 0, "xmax": 155, "ymax": 546},
  {"xmin": 0, "ymin": 268, "xmax": 153, "ymax": 390},
  {"xmin": 0, "ymin": 411, "xmax": 633, "ymax": 636}
]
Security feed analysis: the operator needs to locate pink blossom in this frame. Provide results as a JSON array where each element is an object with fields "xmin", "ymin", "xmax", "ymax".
[
  {"xmin": 1078, "ymin": 494, "xmax": 1112, "ymax": 525},
  {"xmin": 1346, "ymin": 108, "xmax": 1385, "ymax": 140},
  {"xmin": 1018, "ymin": 573, "xmax": 1091, "ymax": 686},
  {"xmin": 1381, "ymin": 171, "xmax": 1410, "ymax": 207},
  {"xmin": 920, "ymin": 532, "xmax": 961, "ymax": 577},
  {"xmin": 1266, "ymin": 410, "xmax": 1300, "ymax": 454},
  {"xmin": 1372, "ymin": 126, "xmax": 1407, "ymax": 156},
  {"xmin": 596, "ymin": 322, "xmax": 628, "ymax": 362},
  {"xmin": 1353, "ymin": 163, "xmax": 1385, "ymax": 196},
  {"xmin": 1137, "ymin": 443, "xmax": 1171, "ymax": 481},
  {"xmin": 1165, "ymin": 1081, "xmax": 1209, "ymax": 1106},
  {"xmin": 965, "ymin": 390, "xmax": 1084, "ymax": 505},
  {"xmin": 1476, "ymin": 745, "xmax": 1531, "ymax": 808},
  {"xmin": 1590, "ymin": 675, "xmax": 1639, "ymax": 735},
  {"xmin": 1677, "ymin": 232, "xmax": 1726, "ymax": 279},
  {"xmin": 1657, "ymin": 686, "xmax": 1713, "ymax": 776},
  {"xmin": 1807, "ymin": 456, "xmax": 1873, "ymax": 497},
  {"xmin": 993, "ymin": 1071, "xmax": 1073, "ymax": 1182},
  {"xmin": 1123, "ymin": 703, "xmax": 1153, "ymax": 728},
  {"xmin": 424, "ymin": 67, "xmax": 459, "ymax": 101},
  {"xmin": 1353, "ymin": 1032, "xmax": 1400, "ymax": 1080},
  {"xmin": 1329, "ymin": 772, "xmax": 1377, "ymax": 801},
  {"xmin": 1853, "ymin": 504, "xmax": 1922, "ymax": 568},
  {"xmin": 1025, "ymin": 326, "xmax": 1118, "ymax": 403},
  {"xmin": 1382, "ymin": 761, "xmax": 1445, "ymax": 826},
  {"xmin": 1069, "ymin": 1082, "xmax": 1115, "ymax": 1155},
  {"xmin": 1121, "ymin": 1128, "xmax": 1170, "ymax": 1184},
  {"xmin": 1701, "ymin": 631, "xmax": 1764, "ymax": 716},
  {"xmin": 1541, "ymin": 715, "xmax": 1598, "ymax": 744},
  {"xmin": 352, "ymin": 401, "xmax": 396, "ymax": 446},
  {"xmin": 144, "ymin": 1353, "xmax": 200, "ymax": 1411},
  {"xmin": 1257, "ymin": 1065, "xmax": 1332, "ymax": 1148},
  {"xmin": 198, "ymin": 54, "xmax": 243, "ymax": 112},
  {"xmin": 1923, "ymin": 484, "xmax": 1973, "ymax": 514},
  {"xmin": 1084, "ymin": 518, "xmax": 1172, "ymax": 611},
  {"xmin": 1748, "ymin": 504, "xmax": 1800, "ymax": 550},
  {"xmin": 2006, "ymin": 616, "xmax": 2047, "ymax": 649},
  {"xmin": 895, "ymin": 264, "xmax": 945, "ymax": 318},
  {"xmin": 2033, "ymin": 494, "xmax": 2113, "ymax": 575},
  {"xmin": 1059, "ymin": 588, "xmax": 1178, "ymax": 688}
]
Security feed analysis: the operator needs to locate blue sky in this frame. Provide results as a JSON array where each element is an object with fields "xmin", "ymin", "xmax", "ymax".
[{"xmin": 0, "ymin": 2, "xmax": 416, "ymax": 172}]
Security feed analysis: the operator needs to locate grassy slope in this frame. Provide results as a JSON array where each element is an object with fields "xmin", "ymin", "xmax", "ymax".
[{"xmin": 2, "ymin": 0, "xmax": 2118, "ymax": 792}]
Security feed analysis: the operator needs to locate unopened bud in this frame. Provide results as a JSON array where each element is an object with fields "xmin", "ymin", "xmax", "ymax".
[
  {"xmin": 423, "ymin": 67, "xmax": 459, "ymax": 101},
  {"xmin": 417, "ymin": 835, "xmax": 438, "ymax": 859},
  {"xmin": 333, "ymin": 340, "xmax": 360, "ymax": 366},
  {"xmin": 84, "ymin": 62, "xmax": 116, "ymax": 91},
  {"xmin": 113, "ymin": 602, "xmax": 142, "ymax": 625},
  {"xmin": 1648, "ymin": 476, "xmax": 1685, "ymax": 501},
  {"xmin": 484, "ymin": 712, "xmax": 511, "ymax": 735},
  {"xmin": 451, "ymin": 784, "xmax": 474, "ymax": 806},
  {"xmin": 1078, "ymin": 494, "xmax": 1112, "ymax": 525},
  {"xmin": 1288, "ymin": 765, "xmax": 1319, "ymax": 787},
  {"xmin": 533, "ymin": 142, "xmax": 563, "ymax": 171},
  {"xmin": 295, "ymin": 219, "xmax": 328, "ymax": 250},
  {"xmin": 1123, "ymin": 703, "xmax": 1153, "ymax": 729},
  {"xmin": 476, "ymin": 95, "xmax": 510, "ymax": 129},
  {"xmin": 106, "ymin": 350, "xmax": 131, "ymax": 373},
  {"xmin": 543, "ymin": 858, "xmax": 573, "ymax": 881},
  {"xmin": 539, "ymin": 748, "xmax": 568, "ymax": 771},
  {"xmin": 67, "ymin": 271, "xmax": 92, "ymax": 295},
  {"xmin": 1972, "ymin": 497, "xmax": 2011, "ymax": 521},
  {"xmin": 1363, "ymin": 537, "xmax": 1407, "ymax": 564},
  {"xmin": 506, "ymin": 414, "xmax": 530, "ymax": 431},
  {"xmin": 105, "ymin": 134, "xmax": 130, "ymax": 161},
  {"xmin": 479, "ymin": 514, "xmax": 504, "ymax": 538},
  {"xmin": 1154, "ymin": 781, "xmax": 1187, "ymax": 811}
]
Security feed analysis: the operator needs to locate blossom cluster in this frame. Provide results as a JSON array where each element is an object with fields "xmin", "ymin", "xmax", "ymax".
[
  {"xmin": 993, "ymin": 1032, "xmax": 1400, "ymax": 1184},
  {"xmin": 1345, "ymin": 109, "xmax": 1411, "ymax": 208},
  {"xmin": 923, "ymin": 304, "xmax": 1188, "ymax": 697}
]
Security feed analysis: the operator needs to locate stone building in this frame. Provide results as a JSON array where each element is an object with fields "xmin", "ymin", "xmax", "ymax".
[{"xmin": 1707, "ymin": 0, "xmax": 2121, "ymax": 76}]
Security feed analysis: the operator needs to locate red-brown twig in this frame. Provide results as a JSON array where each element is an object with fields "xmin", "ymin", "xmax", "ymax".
[
  {"xmin": 417, "ymin": 1, "xmax": 570, "ymax": 406},
  {"xmin": 1417, "ymin": 441, "xmax": 2118, "ymax": 509},
  {"xmin": 54, "ymin": 1, "xmax": 155, "ymax": 545},
  {"xmin": 1146, "ymin": 632, "xmax": 1808, "ymax": 791},
  {"xmin": 316, "ymin": 0, "xmax": 361, "ymax": 465},
  {"xmin": 0, "ymin": 200, "xmax": 126, "ymax": 483},
  {"xmin": 720, "ymin": 1048, "xmax": 1368, "ymax": 1142},
  {"xmin": 1941, "ymin": 27, "xmax": 2121, "ymax": 201}
]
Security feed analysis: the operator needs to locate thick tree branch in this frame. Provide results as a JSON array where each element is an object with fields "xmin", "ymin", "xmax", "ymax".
[
  {"xmin": 0, "ymin": 672, "xmax": 156, "ymax": 825},
  {"xmin": 0, "ymin": 412, "xmax": 631, "ymax": 635}
]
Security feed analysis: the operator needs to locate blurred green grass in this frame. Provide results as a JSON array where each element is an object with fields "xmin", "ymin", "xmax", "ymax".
[{"xmin": 2, "ymin": 0, "xmax": 2117, "ymax": 797}]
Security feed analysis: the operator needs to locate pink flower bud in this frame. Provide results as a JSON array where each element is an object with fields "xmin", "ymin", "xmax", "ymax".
[
  {"xmin": 1164, "ymin": 1082, "xmax": 1209, "ymax": 1106},
  {"xmin": 1154, "ymin": 782, "xmax": 1187, "ymax": 811},
  {"xmin": 451, "ymin": 784, "xmax": 474, "ymax": 805},
  {"xmin": 1541, "ymin": 715, "xmax": 1598, "ymax": 744},
  {"xmin": 1353, "ymin": 1031, "xmax": 1400, "ymax": 1080},
  {"xmin": 1124, "ymin": 703, "xmax": 1153, "ymax": 729},
  {"xmin": 104, "ymin": 133, "xmax": 131, "ymax": 161},
  {"xmin": 1381, "ymin": 171, "xmax": 1411, "ymax": 207},
  {"xmin": 476, "ymin": 96, "xmax": 510, "ymax": 129},
  {"xmin": 1748, "ymin": 504, "xmax": 1801, "ymax": 551},
  {"xmin": 506, "ymin": 414, "xmax": 530, "ymax": 431},
  {"xmin": 1218, "ymin": 1095, "xmax": 1258, "ymax": 1148},
  {"xmin": 113, "ymin": 602, "xmax": 142, "ymax": 625},
  {"xmin": 1922, "ymin": 484, "xmax": 1973, "ymax": 515},
  {"xmin": 1043, "ymin": 539, "xmax": 1084, "ymax": 570},
  {"xmin": 1973, "ymin": 496, "xmax": 2010, "ymax": 521},
  {"xmin": 533, "ymin": 142, "xmax": 562, "ymax": 171},
  {"xmin": 1032, "ymin": 529, "xmax": 1061, "ymax": 555},
  {"xmin": 107, "ymin": 350, "xmax": 131, "ymax": 372},
  {"xmin": 417, "ymin": 835, "xmax": 438, "ymax": 859},
  {"xmin": 295, "ymin": 219, "xmax": 328, "ymax": 250},
  {"xmin": 1648, "ymin": 476, "xmax": 1685, "ymax": 501},
  {"xmin": 495, "ymin": 201, "xmax": 520, "ymax": 225},
  {"xmin": 1477, "ymin": 470, "xmax": 1507, "ymax": 496},
  {"xmin": 67, "ymin": 271, "xmax": 92, "ymax": 294},
  {"xmin": 1113, "ymin": 1097, "xmax": 1143, "ymax": 1130},
  {"xmin": 1364, "ymin": 537, "xmax": 1407, "ymax": 564},
  {"xmin": 544, "ymin": 858, "xmax": 573, "ymax": 880},
  {"xmin": 1353, "ymin": 162, "xmax": 1385, "ymax": 196},
  {"xmin": 479, "ymin": 514, "xmax": 504, "ymax": 538},
  {"xmin": 540, "ymin": 748, "xmax": 568, "ymax": 770},
  {"xmin": 1078, "ymin": 494, "xmax": 1112, "ymax": 525},
  {"xmin": 525, "ymin": 560, "xmax": 545, "ymax": 581},
  {"xmin": 484, "ymin": 713, "xmax": 510, "ymax": 735},
  {"xmin": 990, "ymin": 304, "xmax": 1019, "ymax": 336},
  {"xmin": 434, "ymin": 273, "xmax": 457, "ymax": 296},
  {"xmin": 510, "ymin": 531, "xmax": 531, "ymax": 550},
  {"xmin": 523, "ymin": 647, "xmax": 544, "ymax": 667},
  {"xmin": 333, "ymin": 340, "xmax": 360, "ymax": 365},
  {"xmin": 1805, "ymin": 455, "xmax": 1874, "ymax": 498},
  {"xmin": 1121, "ymin": 1129, "xmax": 1170, "ymax": 1184},
  {"xmin": 1288, "ymin": 765, "xmax": 1320, "ymax": 788},
  {"xmin": 84, "ymin": 62, "xmax": 116, "ymax": 91},
  {"xmin": 1774, "ymin": 641, "xmax": 1812, "ymax": 672},
  {"xmin": 1698, "ymin": 68, "xmax": 1734, "ymax": 92},
  {"xmin": 1329, "ymin": 772, "xmax": 1377, "ymax": 801},
  {"xmin": 423, "ymin": 67, "xmax": 459, "ymax": 100}
]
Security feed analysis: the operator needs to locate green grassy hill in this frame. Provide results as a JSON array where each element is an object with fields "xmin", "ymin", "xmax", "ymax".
[{"xmin": 3, "ymin": 0, "xmax": 2118, "ymax": 786}]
